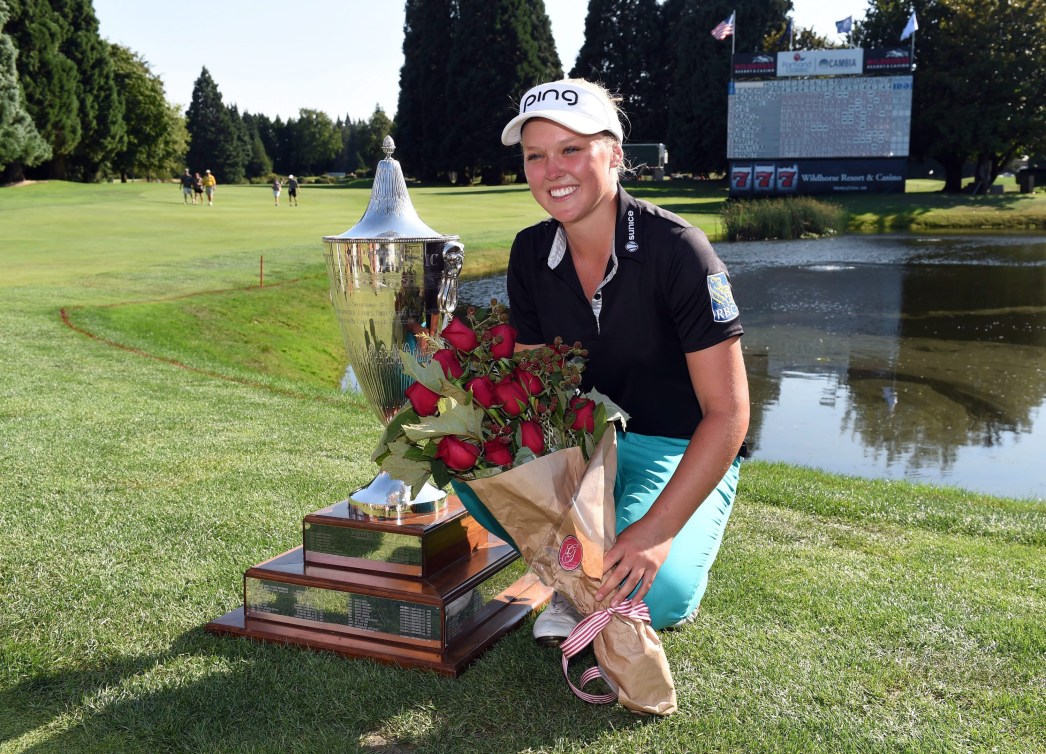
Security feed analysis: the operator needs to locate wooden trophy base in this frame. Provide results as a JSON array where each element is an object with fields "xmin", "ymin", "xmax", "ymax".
[{"xmin": 205, "ymin": 496, "xmax": 550, "ymax": 677}]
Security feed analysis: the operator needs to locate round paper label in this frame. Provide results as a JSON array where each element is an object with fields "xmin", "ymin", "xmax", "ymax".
[{"xmin": 559, "ymin": 535, "xmax": 583, "ymax": 571}]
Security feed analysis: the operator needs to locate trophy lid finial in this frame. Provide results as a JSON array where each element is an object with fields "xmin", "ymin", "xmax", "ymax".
[{"xmin": 324, "ymin": 134, "xmax": 455, "ymax": 243}]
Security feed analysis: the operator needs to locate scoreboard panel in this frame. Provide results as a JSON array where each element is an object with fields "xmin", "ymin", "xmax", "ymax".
[
  {"xmin": 728, "ymin": 76, "xmax": 913, "ymax": 160},
  {"xmin": 727, "ymin": 48, "xmax": 914, "ymax": 195}
]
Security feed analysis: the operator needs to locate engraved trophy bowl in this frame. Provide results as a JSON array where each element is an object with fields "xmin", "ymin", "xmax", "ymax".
[{"xmin": 323, "ymin": 136, "xmax": 463, "ymax": 516}]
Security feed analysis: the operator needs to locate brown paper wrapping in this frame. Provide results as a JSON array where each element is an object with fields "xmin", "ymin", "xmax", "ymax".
[{"xmin": 464, "ymin": 428, "xmax": 677, "ymax": 716}]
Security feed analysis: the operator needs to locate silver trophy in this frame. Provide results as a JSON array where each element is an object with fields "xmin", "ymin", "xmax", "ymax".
[{"xmin": 323, "ymin": 136, "xmax": 463, "ymax": 513}]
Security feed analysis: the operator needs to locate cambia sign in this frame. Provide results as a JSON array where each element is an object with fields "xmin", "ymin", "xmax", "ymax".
[
  {"xmin": 778, "ymin": 49, "xmax": 864, "ymax": 77},
  {"xmin": 732, "ymin": 48, "xmax": 912, "ymax": 79}
]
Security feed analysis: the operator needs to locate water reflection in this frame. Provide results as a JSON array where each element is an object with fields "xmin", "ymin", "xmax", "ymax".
[{"xmin": 459, "ymin": 233, "xmax": 1046, "ymax": 501}]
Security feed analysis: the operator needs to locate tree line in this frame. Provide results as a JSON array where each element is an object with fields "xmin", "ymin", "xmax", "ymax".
[
  {"xmin": 0, "ymin": 0, "xmax": 397, "ymax": 184},
  {"xmin": 2, "ymin": 0, "xmax": 1044, "ymax": 191}
]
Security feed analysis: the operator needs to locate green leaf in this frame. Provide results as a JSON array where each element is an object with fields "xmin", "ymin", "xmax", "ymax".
[
  {"xmin": 431, "ymin": 460, "xmax": 453, "ymax": 490},
  {"xmin": 591, "ymin": 401, "xmax": 609, "ymax": 446},
  {"xmin": 371, "ymin": 405, "xmax": 418, "ymax": 462},
  {"xmin": 379, "ymin": 453, "xmax": 432, "ymax": 492},
  {"xmin": 582, "ymin": 431, "xmax": 596, "ymax": 460},
  {"xmin": 586, "ymin": 388, "xmax": 630, "ymax": 429},
  {"xmin": 513, "ymin": 446, "xmax": 538, "ymax": 467},
  {"xmin": 402, "ymin": 396, "xmax": 485, "ymax": 442},
  {"xmin": 404, "ymin": 446, "xmax": 430, "ymax": 462},
  {"xmin": 441, "ymin": 380, "xmax": 473, "ymax": 406},
  {"xmin": 400, "ymin": 349, "xmax": 446, "ymax": 391}
]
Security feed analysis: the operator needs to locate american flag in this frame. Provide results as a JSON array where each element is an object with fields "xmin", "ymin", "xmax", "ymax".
[{"xmin": 711, "ymin": 12, "xmax": 735, "ymax": 40}]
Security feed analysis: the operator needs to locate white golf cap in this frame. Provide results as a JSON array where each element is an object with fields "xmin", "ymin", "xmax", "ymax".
[{"xmin": 501, "ymin": 81, "xmax": 623, "ymax": 146}]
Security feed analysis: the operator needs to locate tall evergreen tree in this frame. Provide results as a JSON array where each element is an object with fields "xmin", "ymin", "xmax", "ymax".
[
  {"xmin": 570, "ymin": 0, "xmax": 663, "ymax": 142},
  {"xmin": 241, "ymin": 112, "xmax": 273, "ymax": 179},
  {"xmin": 0, "ymin": 0, "xmax": 50, "ymax": 178},
  {"xmin": 442, "ymin": 0, "xmax": 562, "ymax": 184},
  {"xmin": 251, "ymin": 113, "xmax": 284, "ymax": 173},
  {"xmin": 4, "ymin": 0, "xmax": 80, "ymax": 176},
  {"xmin": 665, "ymin": 0, "xmax": 788, "ymax": 175},
  {"xmin": 395, "ymin": 0, "xmax": 456, "ymax": 181},
  {"xmin": 185, "ymin": 67, "xmax": 223, "ymax": 174},
  {"xmin": 52, "ymin": 0, "xmax": 124, "ymax": 180},
  {"xmin": 362, "ymin": 105, "xmax": 395, "ymax": 168},
  {"xmin": 185, "ymin": 67, "xmax": 247, "ymax": 182},
  {"xmin": 336, "ymin": 116, "xmax": 364, "ymax": 174},
  {"xmin": 220, "ymin": 103, "xmax": 250, "ymax": 183},
  {"xmin": 108, "ymin": 44, "xmax": 186, "ymax": 181}
]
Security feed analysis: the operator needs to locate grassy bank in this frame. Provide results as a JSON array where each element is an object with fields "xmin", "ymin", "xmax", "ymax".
[{"xmin": 1, "ymin": 181, "xmax": 1043, "ymax": 753}]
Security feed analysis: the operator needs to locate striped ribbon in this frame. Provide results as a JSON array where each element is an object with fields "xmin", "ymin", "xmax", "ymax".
[{"xmin": 560, "ymin": 599, "xmax": 651, "ymax": 705}]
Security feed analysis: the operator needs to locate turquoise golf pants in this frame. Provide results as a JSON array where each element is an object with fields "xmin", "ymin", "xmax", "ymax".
[{"xmin": 615, "ymin": 431, "xmax": 739, "ymax": 629}]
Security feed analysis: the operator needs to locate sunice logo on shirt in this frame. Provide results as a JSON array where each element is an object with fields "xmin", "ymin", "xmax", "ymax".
[{"xmin": 625, "ymin": 209, "xmax": 638, "ymax": 253}]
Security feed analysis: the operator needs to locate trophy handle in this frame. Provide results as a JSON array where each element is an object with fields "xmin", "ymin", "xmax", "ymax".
[{"xmin": 437, "ymin": 241, "xmax": 465, "ymax": 324}]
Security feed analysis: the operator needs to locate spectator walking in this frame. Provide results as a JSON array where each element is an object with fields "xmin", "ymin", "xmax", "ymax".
[
  {"xmin": 180, "ymin": 169, "xmax": 195, "ymax": 204},
  {"xmin": 202, "ymin": 169, "xmax": 217, "ymax": 205}
]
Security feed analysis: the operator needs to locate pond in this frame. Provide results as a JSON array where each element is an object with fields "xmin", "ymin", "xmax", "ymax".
[{"xmin": 458, "ymin": 233, "xmax": 1046, "ymax": 502}]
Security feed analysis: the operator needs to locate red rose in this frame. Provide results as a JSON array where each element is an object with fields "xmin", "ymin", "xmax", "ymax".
[
  {"xmin": 514, "ymin": 367, "xmax": 544, "ymax": 396},
  {"xmin": 568, "ymin": 396, "xmax": 596, "ymax": 432},
  {"xmin": 483, "ymin": 438, "xmax": 513, "ymax": 467},
  {"xmin": 405, "ymin": 381, "xmax": 440, "ymax": 417},
  {"xmin": 519, "ymin": 420, "xmax": 545, "ymax": 455},
  {"xmin": 494, "ymin": 379, "xmax": 529, "ymax": 417},
  {"xmin": 466, "ymin": 376, "xmax": 498, "ymax": 408},
  {"xmin": 489, "ymin": 323, "xmax": 517, "ymax": 360},
  {"xmin": 436, "ymin": 436, "xmax": 481, "ymax": 471},
  {"xmin": 432, "ymin": 348, "xmax": 464, "ymax": 379},
  {"xmin": 442, "ymin": 317, "xmax": 478, "ymax": 352}
]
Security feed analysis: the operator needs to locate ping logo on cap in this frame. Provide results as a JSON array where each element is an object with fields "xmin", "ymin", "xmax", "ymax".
[{"xmin": 523, "ymin": 87, "xmax": 579, "ymax": 112}]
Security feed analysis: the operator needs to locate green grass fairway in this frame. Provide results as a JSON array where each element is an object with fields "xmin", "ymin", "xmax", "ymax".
[{"xmin": 1, "ymin": 181, "xmax": 1043, "ymax": 754}]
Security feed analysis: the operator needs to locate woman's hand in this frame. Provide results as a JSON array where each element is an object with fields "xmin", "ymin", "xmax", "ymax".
[{"xmin": 595, "ymin": 518, "xmax": 673, "ymax": 607}]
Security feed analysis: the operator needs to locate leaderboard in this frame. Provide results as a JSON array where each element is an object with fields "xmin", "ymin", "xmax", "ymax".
[{"xmin": 728, "ymin": 47, "xmax": 914, "ymax": 195}]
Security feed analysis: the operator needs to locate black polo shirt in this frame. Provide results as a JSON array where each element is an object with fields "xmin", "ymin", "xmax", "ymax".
[{"xmin": 506, "ymin": 187, "xmax": 743, "ymax": 438}]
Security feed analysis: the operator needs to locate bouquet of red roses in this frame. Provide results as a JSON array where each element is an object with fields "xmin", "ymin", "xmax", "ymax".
[
  {"xmin": 371, "ymin": 301, "xmax": 677, "ymax": 716},
  {"xmin": 372, "ymin": 301, "xmax": 616, "ymax": 493}
]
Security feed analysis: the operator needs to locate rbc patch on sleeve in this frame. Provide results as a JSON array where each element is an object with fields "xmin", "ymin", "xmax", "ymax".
[{"xmin": 707, "ymin": 273, "xmax": 739, "ymax": 323}]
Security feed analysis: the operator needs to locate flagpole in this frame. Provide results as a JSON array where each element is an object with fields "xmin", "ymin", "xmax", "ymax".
[{"xmin": 732, "ymin": 9, "xmax": 736, "ymax": 57}]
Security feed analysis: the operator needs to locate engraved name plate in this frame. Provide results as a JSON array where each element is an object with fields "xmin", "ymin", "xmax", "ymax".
[
  {"xmin": 304, "ymin": 522, "xmax": 423, "ymax": 566},
  {"xmin": 246, "ymin": 577, "xmax": 441, "ymax": 641},
  {"xmin": 446, "ymin": 559, "xmax": 528, "ymax": 642}
]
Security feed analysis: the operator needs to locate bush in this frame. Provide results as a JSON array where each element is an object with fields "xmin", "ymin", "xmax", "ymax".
[{"xmin": 721, "ymin": 196, "xmax": 846, "ymax": 241}]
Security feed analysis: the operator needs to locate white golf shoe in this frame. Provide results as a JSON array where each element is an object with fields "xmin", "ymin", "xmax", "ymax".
[{"xmin": 533, "ymin": 591, "xmax": 583, "ymax": 647}]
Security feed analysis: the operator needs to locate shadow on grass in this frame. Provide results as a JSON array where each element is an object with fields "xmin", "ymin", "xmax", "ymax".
[{"xmin": 2, "ymin": 627, "xmax": 644, "ymax": 753}]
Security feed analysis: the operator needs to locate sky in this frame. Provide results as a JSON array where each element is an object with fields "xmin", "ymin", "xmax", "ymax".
[{"xmin": 92, "ymin": 0, "xmax": 864, "ymax": 122}]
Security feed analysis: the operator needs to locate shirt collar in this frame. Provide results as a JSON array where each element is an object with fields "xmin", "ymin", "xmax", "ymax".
[{"xmin": 546, "ymin": 186, "xmax": 643, "ymax": 269}]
